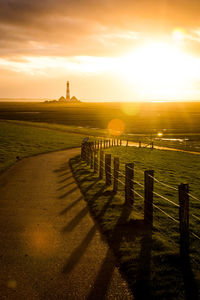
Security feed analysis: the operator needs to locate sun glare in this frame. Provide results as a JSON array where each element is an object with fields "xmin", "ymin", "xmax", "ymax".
[
  {"xmin": 172, "ymin": 28, "xmax": 185, "ymax": 42},
  {"xmin": 120, "ymin": 40, "xmax": 200, "ymax": 100}
]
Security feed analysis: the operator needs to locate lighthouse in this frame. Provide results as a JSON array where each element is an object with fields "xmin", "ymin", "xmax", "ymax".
[{"xmin": 66, "ymin": 81, "xmax": 70, "ymax": 101}]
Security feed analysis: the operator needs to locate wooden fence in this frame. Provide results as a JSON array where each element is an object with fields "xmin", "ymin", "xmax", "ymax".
[{"xmin": 81, "ymin": 138, "xmax": 193, "ymax": 259}]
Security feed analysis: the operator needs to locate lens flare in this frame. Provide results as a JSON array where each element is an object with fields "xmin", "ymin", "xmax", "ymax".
[
  {"xmin": 107, "ymin": 119, "xmax": 125, "ymax": 136},
  {"xmin": 23, "ymin": 223, "xmax": 60, "ymax": 257}
]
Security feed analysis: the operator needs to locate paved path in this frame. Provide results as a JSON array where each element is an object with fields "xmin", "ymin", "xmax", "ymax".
[{"xmin": 0, "ymin": 148, "xmax": 133, "ymax": 300}]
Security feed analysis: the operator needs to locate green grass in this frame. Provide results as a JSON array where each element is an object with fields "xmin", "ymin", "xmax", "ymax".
[
  {"xmin": 1, "ymin": 102, "xmax": 200, "ymax": 152},
  {"xmin": 0, "ymin": 120, "xmax": 85, "ymax": 173},
  {"xmin": 70, "ymin": 146, "xmax": 200, "ymax": 299}
]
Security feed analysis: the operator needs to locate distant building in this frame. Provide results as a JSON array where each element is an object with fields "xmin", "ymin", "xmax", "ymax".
[
  {"xmin": 58, "ymin": 96, "xmax": 66, "ymax": 102},
  {"xmin": 70, "ymin": 96, "xmax": 79, "ymax": 102},
  {"xmin": 66, "ymin": 81, "xmax": 70, "ymax": 101},
  {"xmin": 58, "ymin": 81, "xmax": 80, "ymax": 103}
]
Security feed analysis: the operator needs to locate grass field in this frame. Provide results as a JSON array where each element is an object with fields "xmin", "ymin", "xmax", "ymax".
[
  {"xmin": 70, "ymin": 146, "xmax": 200, "ymax": 299},
  {"xmin": 0, "ymin": 120, "xmax": 85, "ymax": 173},
  {"xmin": 1, "ymin": 101, "xmax": 200, "ymax": 152}
]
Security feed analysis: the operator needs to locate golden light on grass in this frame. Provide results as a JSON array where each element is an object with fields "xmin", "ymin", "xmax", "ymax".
[
  {"xmin": 23, "ymin": 223, "xmax": 60, "ymax": 257},
  {"xmin": 120, "ymin": 102, "xmax": 141, "ymax": 116},
  {"xmin": 107, "ymin": 119, "xmax": 125, "ymax": 136}
]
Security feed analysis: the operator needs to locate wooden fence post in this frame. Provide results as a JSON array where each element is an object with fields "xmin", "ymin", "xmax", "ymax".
[
  {"xmin": 179, "ymin": 183, "xmax": 189, "ymax": 258},
  {"xmin": 94, "ymin": 149, "xmax": 98, "ymax": 173},
  {"xmin": 144, "ymin": 170, "xmax": 154, "ymax": 228},
  {"xmin": 125, "ymin": 163, "xmax": 134, "ymax": 206},
  {"xmin": 109, "ymin": 139, "xmax": 111, "ymax": 148},
  {"xmin": 90, "ymin": 147, "xmax": 94, "ymax": 169},
  {"xmin": 126, "ymin": 140, "xmax": 128, "ymax": 147},
  {"xmin": 117, "ymin": 139, "xmax": 119, "ymax": 146},
  {"xmin": 120, "ymin": 139, "xmax": 122, "ymax": 146},
  {"xmin": 99, "ymin": 150, "xmax": 104, "ymax": 179},
  {"xmin": 139, "ymin": 141, "xmax": 141, "ymax": 148},
  {"xmin": 86, "ymin": 143, "xmax": 90, "ymax": 165},
  {"xmin": 105, "ymin": 154, "xmax": 112, "ymax": 186},
  {"xmin": 113, "ymin": 157, "xmax": 119, "ymax": 192},
  {"xmin": 114, "ymin": 139, "xmax": 116, "ymax": 146}
]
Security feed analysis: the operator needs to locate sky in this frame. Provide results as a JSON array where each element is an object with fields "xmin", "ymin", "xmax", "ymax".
[{"xmin": 1, "ymin": 0, "xmax": 200, "ymax": 101}]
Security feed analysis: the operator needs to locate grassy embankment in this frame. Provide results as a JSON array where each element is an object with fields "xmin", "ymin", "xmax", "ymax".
[
  {"xmin": 0, "ymin": 120, "xmax": 86, "ymax": 173},
  {"xmin": 70, "ymin": 146, "xmax": 200, "ymax": 299}
]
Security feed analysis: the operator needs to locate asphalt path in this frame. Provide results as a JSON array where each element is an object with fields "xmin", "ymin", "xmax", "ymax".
[{"xmin": 0, "ymin": 148, "xmax": 133, "ymax": 300}]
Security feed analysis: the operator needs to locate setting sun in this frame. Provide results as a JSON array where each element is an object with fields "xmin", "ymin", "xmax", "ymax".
[{"xmin": 119, "ymin": 41, "xmax": 200, "ymax": 100}]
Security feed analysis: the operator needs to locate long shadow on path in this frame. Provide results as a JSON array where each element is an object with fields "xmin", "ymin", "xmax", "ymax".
[
  {"xmin": 59, "ymin": 196, "xmax": 83, "ymax": 216},
  {"xmin": 62, "ymin": 225, "xmax": 97, "ymax": 274}
]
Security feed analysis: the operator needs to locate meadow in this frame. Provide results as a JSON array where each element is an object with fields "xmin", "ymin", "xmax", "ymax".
[
  {"xmin": 70, "ymin": 146, "xmax": 200, "ymax": 299},
  {"xmin": 1, "ymin": 101, "xmax": 200, "ymax": 152},
  {"xmin": 0, "ymin": 120, "xmax": 84, "ymax": 173}
]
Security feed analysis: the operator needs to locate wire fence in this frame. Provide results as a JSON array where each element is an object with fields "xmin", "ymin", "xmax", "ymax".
[{"xmin": 81, "ymin": 140, "xmax": 200, "ymax": 262}]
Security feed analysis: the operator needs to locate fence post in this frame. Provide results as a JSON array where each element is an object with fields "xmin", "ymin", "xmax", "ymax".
[
  {"xmin": 99, "ymin": 150, "xmax": 104, "ymax": 179},
  {"xmin": 105, "ymin": 154, "xmax": 112, "ymax": 186},
  {"xmin": 104, "ymin": 140, "xmax": 106, "ymax": 149},
  {"xmin": 120, "ymin": 139, "xmax": 122, "ymax": 146},
  {"xmin": 81, "ymin": 143, "xmax": 84, "ymax": 160},
  {"xmin": 94, "ymin": 149, "xmax": 98, "ymax": 173},
  {"xmin": 109, "ymin": 139, "xmax": 111, "ymax": 148},
  {"xmin": 125, "ymin": 163, "xmax": 134, "ymax": 206},
  {"xmin": 126, "ymin": 140, "xmax": 128, "ymax": 147},
  {"xmin": 139, "ymin": 141, "xmax": 141, "ymax": 148},
  {"xmin": 90, "ymin": 147, "xmax": 93, "ymax": 169},
  {"xmin": 117, "ymin": 139, "xmax": 119, "ymax": 146},
  {"xmin": 144, "ymin": 170, "xmax": 154, "ymax": 229},
  {"xmin": 151, "ymin": 142, "xmax": 154, "ymax": 149},
  {"xmin": 179, "ymin": 183, "xmax": 189, "ymax": 258},
  {"xmin": 113, "ymin": 157, "xmax": 119, "ymax": 192},
  {"xmin": 86, "ymin": 143, "xmax": 90, "ymax": 165}
]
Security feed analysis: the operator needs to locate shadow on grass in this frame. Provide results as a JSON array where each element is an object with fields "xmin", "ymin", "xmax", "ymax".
[
  {"xmin": 70, "ymin": 155, "xmax": 199, "ymax": 299},
  {"xmin": 181, "ymin": 255, "xmax": 199, "ymax": 300}
]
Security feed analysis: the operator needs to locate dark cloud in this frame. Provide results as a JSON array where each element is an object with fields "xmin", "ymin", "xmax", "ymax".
[{"xmin": 0, "ymin": 0, "xmax": 200, "ymax": 58}]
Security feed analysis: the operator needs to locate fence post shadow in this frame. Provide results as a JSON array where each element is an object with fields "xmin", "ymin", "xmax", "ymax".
[
  {"xmin": 134, "ymin": 227, "xmax": 152, "ymax": 300},
  {"xmin": 181, "ymin": 253, "xmax": 199, "ymax": 300}
]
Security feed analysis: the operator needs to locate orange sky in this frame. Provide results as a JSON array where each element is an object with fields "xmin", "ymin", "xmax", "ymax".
[{"xmin": 1, "ymin": 0, "xmax": 200, "ymax": 101}]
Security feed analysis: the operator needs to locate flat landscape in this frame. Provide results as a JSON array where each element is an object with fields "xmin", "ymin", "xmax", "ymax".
[
  {"xmin": 1, "ymin": 101, "xmax": 200, "ymax": 152},
  {"xmin": 1, "ymin": 101, "xmax": 200, "ymax": 299}
]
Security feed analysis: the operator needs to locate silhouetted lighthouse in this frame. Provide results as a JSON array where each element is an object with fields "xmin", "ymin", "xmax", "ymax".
[{"xmin": 66, "ymin": 81, "xmax": 70, "ymax": 101}]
